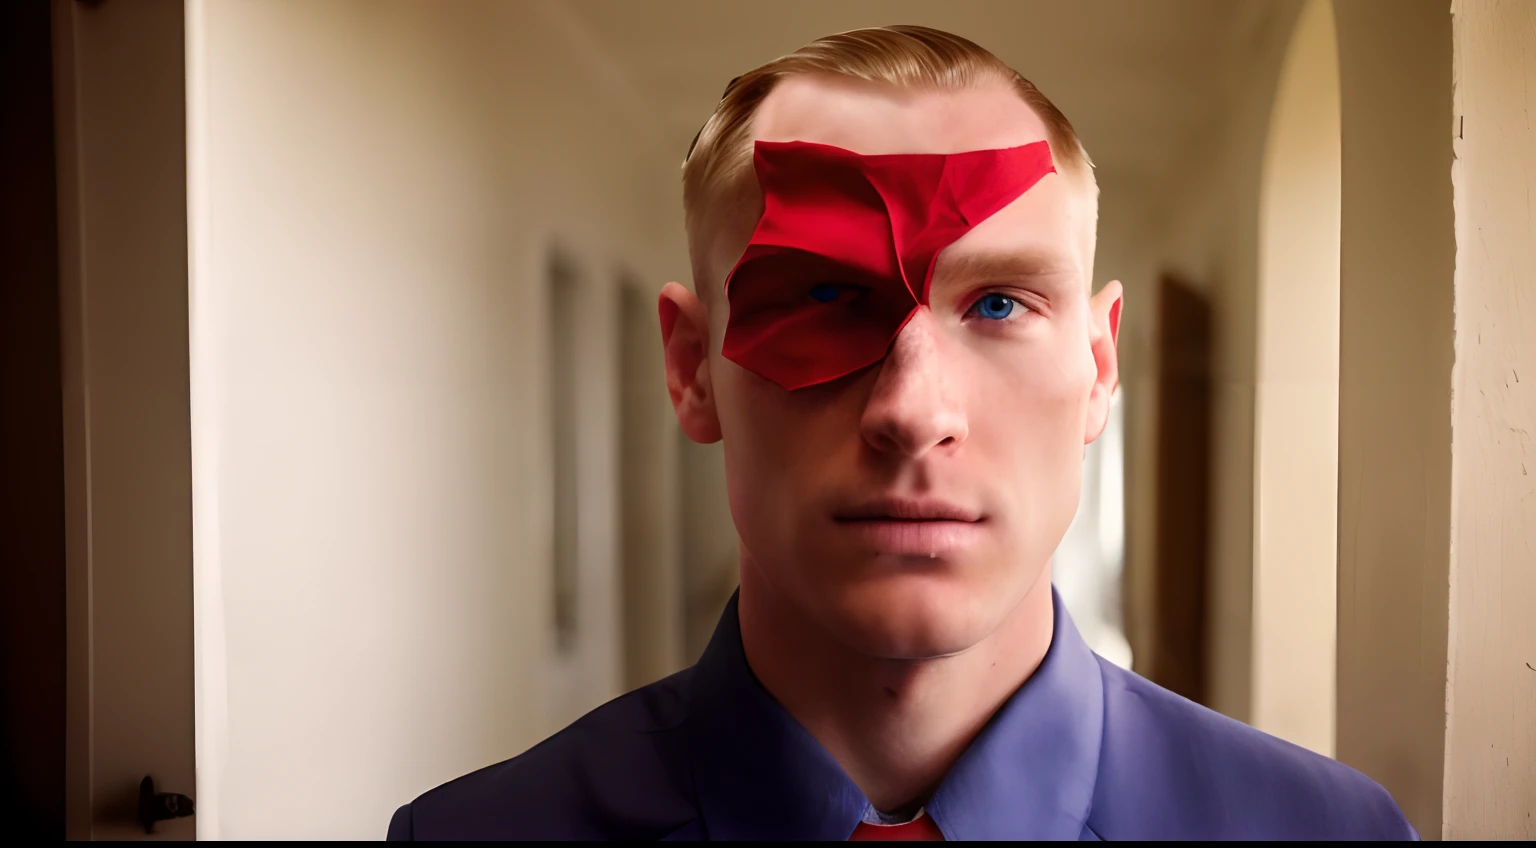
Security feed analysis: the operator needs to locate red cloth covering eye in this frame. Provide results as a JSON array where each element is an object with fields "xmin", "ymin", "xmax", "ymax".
[{"xmin": 721, "ymin": 140, "xmax": 1056, "ymax": 391}]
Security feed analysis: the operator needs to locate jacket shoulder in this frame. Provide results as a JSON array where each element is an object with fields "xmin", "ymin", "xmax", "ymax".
[
  {"xmin": 1088, "ymin": 657, "xmax": 1417, "ymax": 841},
  {"xmin": 388, "ymin": 669, "xmax": 699, "ymax": 840}
]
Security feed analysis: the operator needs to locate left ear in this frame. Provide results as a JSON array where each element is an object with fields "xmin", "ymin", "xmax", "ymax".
[{"xmin": 1084, "ymin": 280, "xmax": 1123, "ymax": 445}]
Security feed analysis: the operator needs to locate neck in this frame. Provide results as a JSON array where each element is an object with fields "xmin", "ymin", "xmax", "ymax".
[{"xmin": 736, "ymin": 551, "xmax": 1055, "ymax": 814}]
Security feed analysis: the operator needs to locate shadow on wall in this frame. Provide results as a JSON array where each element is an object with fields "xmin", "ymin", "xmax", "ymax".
[{"xmin": 1145, "ymin": 273, "xmax": 1214, "ymax": 706}]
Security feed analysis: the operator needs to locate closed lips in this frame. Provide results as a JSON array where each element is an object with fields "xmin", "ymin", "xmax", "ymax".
[{"xmin": 834, "ymin": 498, "xmax": 983, "ymax": 522}]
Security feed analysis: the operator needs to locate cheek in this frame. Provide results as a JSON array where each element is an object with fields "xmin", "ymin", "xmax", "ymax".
[
  {"xmin": 968, "ymin": 332, "xmax": 1095, "ymax": 436},
  {"xmin": 714, "ymin": 358, "xmax": 857, "ymax": 535},
  {"xmin": 715, "ymin": 364, "xmax": 779, "ymax": 496},
  {"xmin": 960, "ymin": 332, "xmax": 1097, "ymax": 512}
]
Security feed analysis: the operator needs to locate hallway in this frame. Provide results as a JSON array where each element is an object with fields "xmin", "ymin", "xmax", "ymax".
[{"xmin": 13, "ymin": 0, "xmax": 1532, "ymax": 839}]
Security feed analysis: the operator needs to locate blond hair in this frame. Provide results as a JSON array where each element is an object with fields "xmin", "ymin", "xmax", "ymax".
[{"xmin": 681, "ymin": 25, "xmax": 1094, "ymax": 294}]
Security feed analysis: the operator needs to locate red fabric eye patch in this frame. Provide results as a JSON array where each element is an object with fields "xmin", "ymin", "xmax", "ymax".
[{"xmin": 721, "ymin": 140, "xmax": 1056, "ymax": 391}]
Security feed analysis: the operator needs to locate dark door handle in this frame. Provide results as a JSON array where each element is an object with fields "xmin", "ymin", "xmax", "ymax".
[{"xmin": 138, "ymin": 775, "xmax": 194, "ymax": 834}]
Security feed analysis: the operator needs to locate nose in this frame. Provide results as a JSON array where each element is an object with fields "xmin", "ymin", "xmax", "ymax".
[{"xmin": 859, "ymin": 307, "xmax": 969, "ymax": 458}]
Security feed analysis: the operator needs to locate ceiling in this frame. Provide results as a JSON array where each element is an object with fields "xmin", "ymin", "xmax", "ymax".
[{"xmin": 559, "ymin": 0, "xmax": 1285, "ymax": 196}]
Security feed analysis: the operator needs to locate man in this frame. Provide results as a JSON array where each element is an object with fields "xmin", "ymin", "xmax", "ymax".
[{"xmin": 388, "ymin": 25, "xmax": 1415, "ymax": 840}]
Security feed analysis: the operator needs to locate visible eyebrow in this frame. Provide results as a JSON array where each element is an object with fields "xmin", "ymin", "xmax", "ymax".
[{"xmin": 932, "ymin": 249, "xmax": 1080, "ymax": 285}]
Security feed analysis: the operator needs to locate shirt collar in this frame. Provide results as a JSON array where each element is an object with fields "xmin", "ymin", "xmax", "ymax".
[{"xmin": 683, "ymin": 586, "xmax": 1104, "ymax": 841}]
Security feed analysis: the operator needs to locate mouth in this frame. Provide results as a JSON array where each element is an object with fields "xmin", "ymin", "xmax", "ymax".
[{"xmin": 832, "ymin": 497, "xmax": 986, "ymax": 557}]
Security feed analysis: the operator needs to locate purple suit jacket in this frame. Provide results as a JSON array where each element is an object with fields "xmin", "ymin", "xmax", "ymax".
[{"xmin": 387, "ymin": 590, "xmax": 1417, "ymax": 840}]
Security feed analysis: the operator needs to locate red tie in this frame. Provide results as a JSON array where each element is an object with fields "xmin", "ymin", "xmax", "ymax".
[{"xmin": 849, "ymin": 812, "xmax": 945, "ymax": 841}]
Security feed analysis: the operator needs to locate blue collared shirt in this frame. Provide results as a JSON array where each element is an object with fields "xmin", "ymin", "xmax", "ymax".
[{"xmin": 389, "ymin": 589, "xmax": 1417, "ymax": 840}]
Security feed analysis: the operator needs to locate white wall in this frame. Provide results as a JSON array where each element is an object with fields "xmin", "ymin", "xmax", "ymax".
[
  {"xmin": 186, "ymin": 0, "xmax": 688, "ymax": 837},
  {"xmin": 1445, "ymin": 0, "xmax": 1536, "ymax": 836},
  {"xmin": 1053, "ymin": 396, "xmax": 1132, "ymax": 668}
]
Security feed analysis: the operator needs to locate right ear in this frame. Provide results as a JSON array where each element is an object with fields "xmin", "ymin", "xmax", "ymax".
[{"xmin": 658, "ymin": 282, "xmax": 722, "ymax": 444}]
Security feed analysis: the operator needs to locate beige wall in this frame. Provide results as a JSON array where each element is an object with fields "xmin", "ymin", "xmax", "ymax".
[
  {"xmin": 1249, "ymin": 0, "xmax": 1340, "ymax": 757},
  {"xmin": 1099, "ymin": 178, "xmax": 1164, "ymax": 688},
  {"xmin": 1333, "ymin": 0, "xmax": 1455, "ymax": 836},
  {"xmin": 186, "ymin": 0, "xmax": 689, "ymax": 838},
  {"xmin": 1445, "ymin": 0, "xmax": 1536, "ymax": 837},
  {"xmin": 1116, "ymin": 0, "xmax": 1304, "ymax": 723},
  {"xmin": 618, "ymin": 282, "xmax": 687, "ymax": 690}
]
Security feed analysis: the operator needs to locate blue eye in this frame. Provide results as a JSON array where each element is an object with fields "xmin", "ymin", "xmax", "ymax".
[
  {"xmin": 808, "ymin": 283, "xmax": 842, "ymax": 303},
  {"xmin": 971, "ymin": 292, "xmax": 1017, "ymax": 320}
]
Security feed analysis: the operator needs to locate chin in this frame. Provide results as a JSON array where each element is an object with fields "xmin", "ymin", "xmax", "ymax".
[{"xmin": 815, "ymin": 569, "xmax": 1006, "ymax": 660}]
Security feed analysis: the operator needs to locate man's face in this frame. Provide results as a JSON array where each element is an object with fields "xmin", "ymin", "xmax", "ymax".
[{"xmin": 670, "ymin": 74, "xmax": 1120, "ymax": 660}]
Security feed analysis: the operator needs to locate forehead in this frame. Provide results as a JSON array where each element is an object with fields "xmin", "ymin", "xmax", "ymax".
[{"xmin": 754, "ymin": 73, "xmax": 1049, "ymax": 155}]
